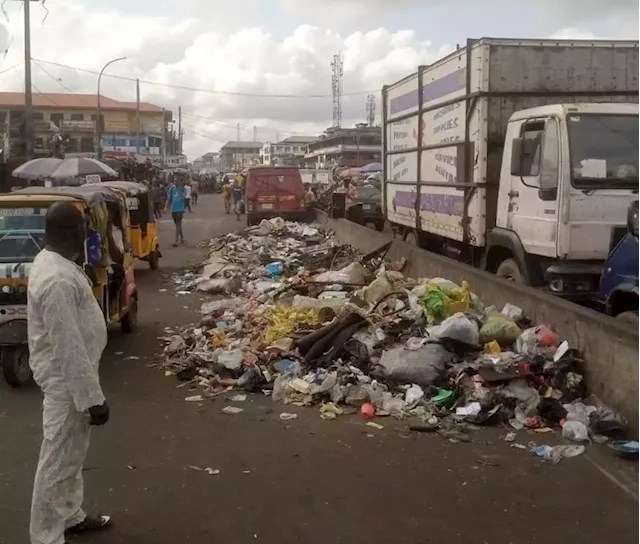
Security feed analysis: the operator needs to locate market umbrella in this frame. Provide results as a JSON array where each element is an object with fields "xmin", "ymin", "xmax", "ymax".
[
  {"xmin": 12, "ymin": 158, "xmax": 63, "ymax": 181},
  {"xmin": 359, "ymin": 162, "xmax": 382, "ymax": 174},
  {"xmin": 48, "ymin": 157, "xmax": 119, "ymax": 180}
]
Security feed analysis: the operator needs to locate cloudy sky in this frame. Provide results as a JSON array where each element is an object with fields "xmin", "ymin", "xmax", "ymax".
[{"xmin": 0, "ymin": 0, "xmax": 637, "ymax": 158}]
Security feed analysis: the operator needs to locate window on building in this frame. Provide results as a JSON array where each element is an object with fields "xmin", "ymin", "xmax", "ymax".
[
  {"xmin": 90, "ymin": 114, "xmax": 104, "ymax": 131},
  {"xmin": 80, "ymin": 137, "xmax": 94, "ymax": 152},
  {"xmin": 34, "ymin": 137, "xmax": 44, "ymax": 149},
  {"xmin": 70, "ymin": 113, "xmax": 84, "ymax": 121},
  {"xmin": 50, "ymin": 113, "xmax": 63, "ymax": 127},
  {"xmin": 32, "ymin": 111, "xmax": 44, "ymax": 121},
  {"xmin": 0, "ymin": 112, "xmax": 5, "ymax": 125}
]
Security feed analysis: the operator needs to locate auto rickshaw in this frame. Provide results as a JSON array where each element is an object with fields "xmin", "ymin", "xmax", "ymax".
[
  {"xmin": 100, "ymin": 181, "xmax": 161, "ymax": 269},
  {"xmin": 0, "ymin": 185, "xmax": 138, "ymax": 386}
]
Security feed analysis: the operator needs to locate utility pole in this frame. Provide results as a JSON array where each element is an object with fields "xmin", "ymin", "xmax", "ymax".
[
  {"xmin": 161, "ymin": 108, "xmax": 166, "ymax": 168},
  {"xmin": 22, "ymin": 0, "xmax": 35, "ymax": 160},
  {"xmin": 178, "ymin": 105, "xmax": 182, "ymax": 155},
  {"xmin": 236, "ymin": 122, "xmax": 240, "ymax": 142},
  {"xmin": 252, "ymin": 125, "xmax": 256, "ymax": 142},
  {"xmin": 135, "ymin": 78, "xmax": 141, "ymax": 155}
]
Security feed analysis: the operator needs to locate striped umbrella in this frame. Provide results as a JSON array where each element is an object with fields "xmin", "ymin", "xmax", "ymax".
[
  {"xmin": 12, "ymin": 158, "xmax": 63, "ymax": 180},
  {"xmin": 49, "ymin": 157, "xmax": 119, "ymax": 180}
]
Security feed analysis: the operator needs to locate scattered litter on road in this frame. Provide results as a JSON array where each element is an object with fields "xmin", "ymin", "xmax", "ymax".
[
  {"xmin": 279, "ymin": 412, "xmax": 298, "ymax": 421},
  {"xmin": 222, "ymin": 406, "xmax": 244, "ymax": 415},
  {"xmin": 159, "ymin": 216, "xmax": 632, "ymax": 464},
  {"xmin": 184, "ymin": 395, "xmax": 204, "ymax": 402},
  {"xmin": 366, "ymin": 421, "xmax": 384, "ymax": 430}
]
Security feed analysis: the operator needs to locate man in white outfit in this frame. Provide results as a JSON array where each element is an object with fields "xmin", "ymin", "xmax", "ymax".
[{"xmin": 28, "ymin": 202, "xmax": 112, "ymax": 544}]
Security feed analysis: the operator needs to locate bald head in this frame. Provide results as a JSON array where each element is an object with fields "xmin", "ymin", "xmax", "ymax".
[{"xmin": 45, "ymin": 202, "xmax": 85, "ymax": 258}]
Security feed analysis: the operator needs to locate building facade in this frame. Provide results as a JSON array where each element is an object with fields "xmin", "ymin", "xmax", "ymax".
[
  {"xmin": 219, "ymin": 141, "xmax": 263, "ymax": 171},
  {"xmin": 0, "ymin": 92, "xmax": 171, "ymax": 160},
  {"xmin": 260, "ymin": 136, "xmax": 317, "ymax": 167},
  {"xmin": 304, "ymin": 125, "xmax": 381, "ymax": 169}
]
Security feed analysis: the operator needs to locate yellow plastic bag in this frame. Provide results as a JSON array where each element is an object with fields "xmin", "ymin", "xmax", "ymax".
[
  {"xmin": 260, "ymin": 306, "xmax": 321, "ymax": 346},
  {"xmin": 422, "ymin": 280, "xmax": 472, "ymax": 324}
]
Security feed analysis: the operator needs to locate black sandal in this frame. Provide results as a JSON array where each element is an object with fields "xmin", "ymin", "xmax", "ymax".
[{"xmin": 66, "ymin": 515, "xmax": 112, "ymax": 535}]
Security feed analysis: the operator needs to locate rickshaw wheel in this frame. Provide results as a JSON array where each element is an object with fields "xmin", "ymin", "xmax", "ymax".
[
  {"xmin": 2, "ymin": 346, "xmax": 33, "ymax": 387},
  {"xmin": 121, "ymin": 298, "xmax": 138, "ymax": 334},
  {"xmin": 148, "ymin": 248, "xmax": 160, "ymax": 270}
]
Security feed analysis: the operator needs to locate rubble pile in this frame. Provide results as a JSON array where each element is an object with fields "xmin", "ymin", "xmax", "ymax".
[{"xmin": 162, "ymin": 217, "xmax": 632, "ymax": 463}]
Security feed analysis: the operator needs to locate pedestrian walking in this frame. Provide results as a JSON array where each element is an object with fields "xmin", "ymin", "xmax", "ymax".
[
  {"xmin": 232, "ymin": 177, "xmax": 244, "ymax": 221},
  {"xmin": 184, "ymin": 182, "xmax": 193, "ymax": 212},
  {"xmin": 28, "ymin": 202, "xmax": 112, "ymax": 544},
  {"xmin": 150, "ymin": 183, "xmax": 163, "ymax": 219},
  {"xmin": 191, "ymin": 179, "xmax": 199, "ymax": 205},
  {"xmin": 222, "ymin": 181, "xmax": 232, "ymax": 214},
  {"xmin": 166, "ymin": 181, "xmax": 187, "ymax": 246}
]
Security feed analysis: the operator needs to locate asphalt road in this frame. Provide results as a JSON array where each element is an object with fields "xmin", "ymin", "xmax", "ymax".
[{"xmin": 0, "ymin": 194, "xmax": 637, "ymax": 544}]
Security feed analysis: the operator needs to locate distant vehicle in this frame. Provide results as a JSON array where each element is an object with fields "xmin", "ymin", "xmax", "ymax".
[
  {"xmin": 245, "ymin": 166, "xmax": 307, "ymax": 226},
  {"xmin": 349, "ymin": 184, "xmax": 385, "ymax": 231},
  {"xmin": 382, "ymin": 37, "xmax": 639, "ymax": 304}
]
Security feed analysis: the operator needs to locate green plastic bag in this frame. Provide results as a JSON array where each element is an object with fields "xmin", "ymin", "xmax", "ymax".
[{"xmin": 423, "ymin": 288, "xmax": 449, "ymax": 325}]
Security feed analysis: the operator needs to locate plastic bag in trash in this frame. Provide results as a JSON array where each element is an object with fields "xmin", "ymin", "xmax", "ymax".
[
  {"xmin": 585, "ymin": 394, "xmax": 628, "ymax": 436},
  {"xmin": 405, "ymin": 384, "xmax": 425, "ymax": 405},
  {"xmin": 428, "ymin": 312, "xmax": 479, "ymax": 346},
  {"xmin": 562, "ymin": 420, "xmax": 590, "ymax": 442},
  {"xmin": 501, "ymin": 303, "xmax": 524, "ymax": 321},
  {"xmin": 563, "ymin": 401, "xmax": 596, "ymax": 427},
  {"xmin": 312, "ymin": 262, "xmax": 366, "ymax": 284},
  {"xmin": 422, "ymin": 281, "xmax": 471, "ymax": 324},
  {"xmin": 378, "ymin": 343, "xmax": 454, "ymax": 386},
  {"xmin": 515, "ymin": 326, "xmax": 558, "ymax": 357},
  {"xmin": 479, "ymin": 313, "xmax": 522, "ymax": 346}
]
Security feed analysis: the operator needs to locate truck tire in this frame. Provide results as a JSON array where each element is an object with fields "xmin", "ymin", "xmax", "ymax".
[
  {"xmin": 374, "ymin": 220, "xmax": 385, "ymax": 232},
  {"xmin": 616, "ymin": 311, "xmax": 639, "ymax": 325},
  {"xmin": 496, "ymin": 258, "xmax": 524, "ymax": 284},
  {"xmin": 1, "ymin": 346, "xmax": 32, "ymax": 387}
]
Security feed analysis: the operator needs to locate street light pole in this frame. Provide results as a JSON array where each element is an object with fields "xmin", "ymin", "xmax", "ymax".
[{"xmin": 95, "ymin": 56, "xmax": 126, "ymax": 160}]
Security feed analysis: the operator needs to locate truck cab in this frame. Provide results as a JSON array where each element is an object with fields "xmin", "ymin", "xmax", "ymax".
[
  {"xmin": 598, "ymin": 201, "xmax": 639, "ymax": 323},
  {"xmin": 489, "ymin": 103, "xmax": 638, "ymax": 301}
]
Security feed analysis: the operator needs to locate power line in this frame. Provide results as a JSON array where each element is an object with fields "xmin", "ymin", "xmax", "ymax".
[
  {"xmin": 181, "ymin": 124, "xmax": 228, "ymax": 143},
  {"xmin": 0, "ymin": 1, "xmax": 23, "ymax": 70},
  {"xmin": 181, "ymin": 111, "xmax": 320, "ymax": 137},
  {"xmin": 33, "ymin": 59, "xmax": 74, "ymax": 92},
  {"xmin": 32, "ymin": 83, "xmax": 62, "ymax": 107},
  {"xmin": 33, "ymin": 57, "xmax": 376, "ymax": 99},
  {"xmin": 0, "ymin": 63, "xmax": 20, "ymax": 76}
]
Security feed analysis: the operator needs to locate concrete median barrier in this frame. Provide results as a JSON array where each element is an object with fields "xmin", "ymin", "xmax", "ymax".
[{"xmin": 314, "ymin": 211, "xmax": 639, "ymax": 436}]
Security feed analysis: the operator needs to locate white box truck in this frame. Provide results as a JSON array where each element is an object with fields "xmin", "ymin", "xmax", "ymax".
[{"xmin": 382, "ymin": 37, "xmax": 638, "ymax": 304}]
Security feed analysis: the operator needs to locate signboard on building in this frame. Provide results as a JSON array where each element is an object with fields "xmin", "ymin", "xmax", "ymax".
[
  {"xmin": 61, "ymin": 120, "xmax": 95, "ymax": 131},
  {"xmin": 104, "ymin": 119, "xmax": 129, "ymax": 133}
]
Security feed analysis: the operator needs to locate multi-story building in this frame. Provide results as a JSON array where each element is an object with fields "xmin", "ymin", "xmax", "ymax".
[
  {"xmin": 219, "ymin": 141, "xmax": 262, "ymax": 171},
  {"xmin": 260, "ymin": 136, "xmax": 317, "ymax": 167},
  {"xmin": 0, "ymin": 92, "xmax": 171, "ymax": 159},
  {"xmin": 304, "ymin": 124, "xmax": 381, "ymax": 169}
]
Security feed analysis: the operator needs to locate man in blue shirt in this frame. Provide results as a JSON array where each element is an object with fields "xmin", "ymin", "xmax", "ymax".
[{"xmin": 165, "ymin": 181, "xmax": 186, "ymax": 246}]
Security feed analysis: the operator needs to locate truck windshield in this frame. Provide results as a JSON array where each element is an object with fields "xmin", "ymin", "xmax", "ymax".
[
  {"xmin": 568, "ymin": 114, "xmax": 639, "ymax": 190},
  {"xmin": 0, "ymin": 208, "xmax": 46, "ymax": 263}
]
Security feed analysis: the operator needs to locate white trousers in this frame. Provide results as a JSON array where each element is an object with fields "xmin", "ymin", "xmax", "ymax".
[{"xmin": 30, "ymin": 401, "xmax": 90, "ymax": 544}]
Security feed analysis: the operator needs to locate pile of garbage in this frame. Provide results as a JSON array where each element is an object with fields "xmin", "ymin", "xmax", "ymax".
[{"xmin": 162, "ymin": 217, "xmax": 633, "ymax": 463}]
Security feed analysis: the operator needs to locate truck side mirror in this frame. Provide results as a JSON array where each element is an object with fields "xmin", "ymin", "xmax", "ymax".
[
  {"xmin": 628, "ymin": 201, "xmax": 639, "ymax": 237},
  {"xmin": 510, "ymin": 138, "xmax": 523, "ymax": 176}
]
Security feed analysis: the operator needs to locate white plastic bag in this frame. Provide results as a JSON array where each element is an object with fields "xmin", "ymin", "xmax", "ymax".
[
  {"xmin": 562, "ymin": 420, "xmax": 590, "ymax": 442},
  {"xmin": 428, "ymin": 312, "xmax": 479, "ymax": 346}
]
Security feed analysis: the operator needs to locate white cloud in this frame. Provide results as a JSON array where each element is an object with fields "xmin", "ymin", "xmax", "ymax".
[{"xmin": 0, "ymin": 2, "xmax": 450, "ymax": 158}]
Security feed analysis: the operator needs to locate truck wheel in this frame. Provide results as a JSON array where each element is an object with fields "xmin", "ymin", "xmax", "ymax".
[
  {"xmin": 496, "ymin": 258, "xmax": 524, "ymax": 284},
  {"xmin": 616, "ymin": 311, "xmax": 639, "ymax": 325},
  {"xmin": 148, "ymin": 248, "xmax": 159, "ymax": 270},
  {"xmin": 121, "ymin": 298, "xmax": 138, "ymax": 334},
  {"xmin": 1, "ymin": 346, "xmax": 32, "ymax": 387},
  {"xmin": 374, "ymin": 221, "xmax": 385, "ymax": 232}
]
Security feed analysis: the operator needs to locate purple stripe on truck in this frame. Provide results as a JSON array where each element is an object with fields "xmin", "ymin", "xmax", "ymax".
[
  {"xmin": 393, "ymin": 190, "xmax": 464, "ymax": 216},
  {"xmin": 389, "ymin": 68, "xmax": 466, "ymax": 116}
]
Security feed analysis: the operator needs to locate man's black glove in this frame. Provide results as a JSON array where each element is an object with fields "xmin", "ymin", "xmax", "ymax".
[{"xmin": 88, "ymin": 401, "xmax": 110, "ymax": 426}]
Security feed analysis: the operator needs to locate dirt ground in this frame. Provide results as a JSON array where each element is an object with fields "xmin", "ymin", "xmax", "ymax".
[{"xmin": 0, "ymin": 194, "xmax": 637, "ymax": 544}]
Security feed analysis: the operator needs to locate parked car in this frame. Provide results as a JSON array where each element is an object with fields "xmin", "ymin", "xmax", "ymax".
[
  {"xmin": 348, "ymin": 183, "xmax": 385, "ymax": 231},
  {"xmin": 245, "ymin": 166, "xmax": 307, "ymax": 226}
]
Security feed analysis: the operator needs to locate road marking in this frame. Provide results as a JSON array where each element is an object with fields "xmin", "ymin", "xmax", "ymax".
[{"xmin": 584, "ymin": 454, "xmax": 638, "ymax": 502}]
